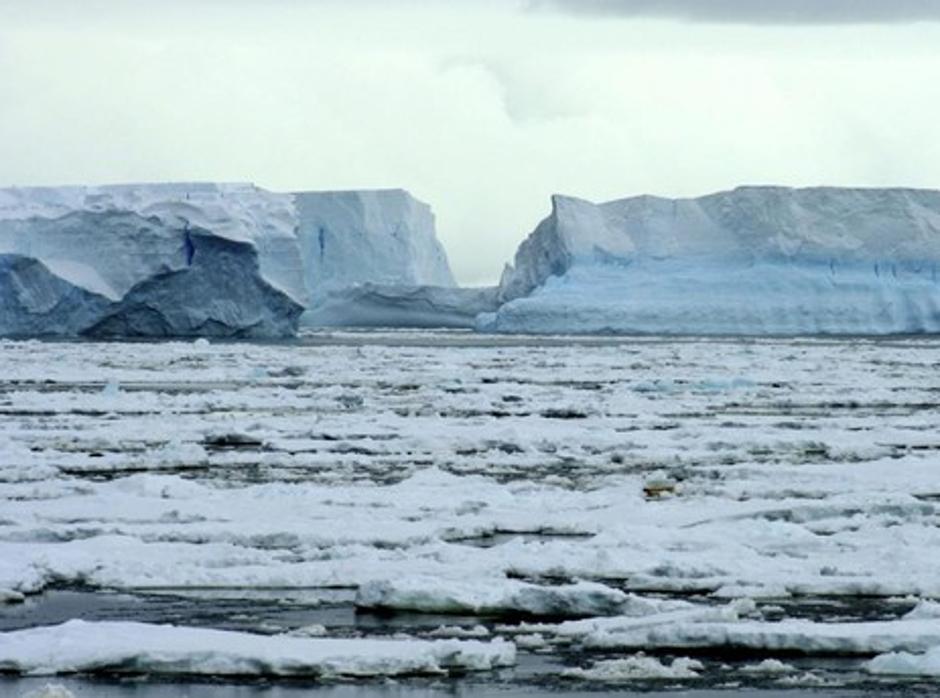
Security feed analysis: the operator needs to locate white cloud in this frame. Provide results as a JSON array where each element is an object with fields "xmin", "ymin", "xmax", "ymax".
[{"xmin": 533, "ymin": 0, "xmax": 940, "ymax": 24}]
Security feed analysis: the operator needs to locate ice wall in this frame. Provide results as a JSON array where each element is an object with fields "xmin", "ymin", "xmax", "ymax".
[
  {"xmin": 0, "ymin": 183, "xmax": 306, "ymax": 338},
  {"xmin": 294, "ymin": 190, "xmax": 458, "ymax": 325},
  {"xmin": 487, "ymin": 187, "xmax": 940, "ymax": 335}
]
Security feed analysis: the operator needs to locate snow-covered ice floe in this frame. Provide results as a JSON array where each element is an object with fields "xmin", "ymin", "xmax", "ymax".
[
  {"xmin": 561, "ymin": 654, "xmax": 704, "ymax": 681},
  {"xmin": 579, "ymin": 613, "xmax": 940, "ymax": 655},
  {"xmin": 0, "ymin": 620, "xmax": 515, "ymax": 677},
  {"xmin": 356, "ymin": 577, "xmax": 627, "ymax": 618},
  {"xmin": 487, "ymin": 186, "xmax": 940, "ymax": 334},
  {"xmin": 866, "ymin": 646, "xmax": 940, "ymax": 676}
]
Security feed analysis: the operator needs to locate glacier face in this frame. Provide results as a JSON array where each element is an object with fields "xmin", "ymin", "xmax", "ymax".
[
  {"xmin": 488, "ymin": 187, "xmax": 940, "ymax": 335},
  {"xmin": 0, "ymin": 183, "xmax": 307, "ymax": 338},
  {"xmin": 0, "ymin": 184, "xmax": 465, "ymax": 337},
  {"xmin": 294, "ymin": 189, "xmax": 458, "ymax": 326}
]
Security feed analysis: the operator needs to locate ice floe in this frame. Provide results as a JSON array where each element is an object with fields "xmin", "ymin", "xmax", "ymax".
[
  {"xmin": 356, "ymin": 577, "xmax": 627, "ymax": 618},
  {"xmin": 0, "ymin": 620, "xmax": 515, "ymax": 677},
  {"xmin": 562, "ymin": 654, "xmax": 704, "ymax": 681}
]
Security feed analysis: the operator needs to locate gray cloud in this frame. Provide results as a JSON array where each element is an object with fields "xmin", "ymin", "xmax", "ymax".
[{"xmin": 532, "ymin": 0, "xmax": 940, "ymax": 24}]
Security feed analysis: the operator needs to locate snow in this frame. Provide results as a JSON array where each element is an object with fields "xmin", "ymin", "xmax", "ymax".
[
  {"xmin": 562, "ymin": 655, "xmax": 704, "ymax": 681},
  {"xmin": 490, "ymin": 187, "xmax": 940, "ymax": 334},
  {"xmin": 867, "ymin": 646, "xmax": 940, "ymax": 676},
  {"xmin": 741, "ymin": 658, "xmax": 797, "ymax": 674},
  {"xmin": 356, "ymin": 577, "xmax": 628, "ymax": 618},
  {"xmin": 582, "ymin": 615, "xmax": 940, "ymax": 655},
  {"xmin": 0, "ymin": 620, "xmax": 516, "ymax": 677},
  {"xmin": 902, "ymin": 599, "xmax": 940, "ymax": 620}
]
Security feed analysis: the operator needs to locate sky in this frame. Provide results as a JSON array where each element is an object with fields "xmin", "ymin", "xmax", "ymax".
[{"xmin": 1, "ymin": 1, "xmax": 939, "ymax": 284}]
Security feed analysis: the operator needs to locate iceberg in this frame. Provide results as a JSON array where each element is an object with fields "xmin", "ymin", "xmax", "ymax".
[
  {"xmin": 486, "ymin": 187, "xmax": 940, "ymax": 335},
  {"xmin": 303, "ymin": 283, "xmax": 499, "ymax": 329},
  {"xmin": 0, "ymin": 254, "xmax": 112, "ymax": 337},
  {"xmin": 294, "ymin": 189, "xmax": 481, "ymax": 327},
  {"xmin": 0, "ymin": 185, "xmax": 472, "ymax": 336},
  {"xmin": 0, "ymin": 183, "xmax": 306, "ymax": 338},
  {"xmin": 295, "ymin": 189, "xmax": 455, "ymax": 293}
]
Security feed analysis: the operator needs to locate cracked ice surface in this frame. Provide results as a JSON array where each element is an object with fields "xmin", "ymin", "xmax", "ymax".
[{"xmin": 1, "ymin": 331, "xmax": 940, "ymax": 682}]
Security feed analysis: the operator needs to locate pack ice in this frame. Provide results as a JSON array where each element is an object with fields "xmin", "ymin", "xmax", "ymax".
[
  {"xmin": 0, "ymin": 183, "xmax": 307, "ymax": 338},
  {"xmin": 485, "ymin": 187, "xmax": 940, "ymax": 335}
]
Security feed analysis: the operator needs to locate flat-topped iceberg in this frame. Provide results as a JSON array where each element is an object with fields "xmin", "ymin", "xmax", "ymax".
[
  {"xmin": 0, "ymin": 185, "xmax": 467, "ymax": 337},
  {"xmin": 295, "ymin": 189, "xmax": 455, "ymax": 294},
  {"xmin": 0, "ymin": 183, "xmax": 307, "ymax": 338},
  {"xmin": 485, "ymin": 187, "xmax": 940, "ymax": 335},
  {"xmin": 294, "ymin": 189, "xmax": 481, "ymax": 327}
]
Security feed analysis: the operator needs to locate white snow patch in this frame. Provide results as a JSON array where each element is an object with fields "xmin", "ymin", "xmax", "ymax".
[
  {"xmin": 867, "ymin": 646, "xmax": 940, "ymax": 676},
  {"xmin": 903, "ymin": 599, "xmax": 940, "ymax": 620},
  {"xmin": 562, "ymin": 654, "xmax": 703, "ymax": 681},
  {"xmin": 584, "ymin": 616, "xmax": 940, "ymax": 655},
  {"xmin": 740, "ymin": 658, "xmax": 797, "ymax": 674}
]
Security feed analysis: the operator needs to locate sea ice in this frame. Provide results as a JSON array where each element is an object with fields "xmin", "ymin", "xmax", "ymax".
[
  {"xmin": 356, "ymin": 577, "xmax": 628, "ymax": 618},
  {"xmin": 866, "ymin": 646, "xmax": 940, "ymax": 676},
  {"xmin": 0, "ymin": 620, "xmax": 516, "ymax": 677},
  {"xmin": 562, "ymin": 654, "xmax": 704, "ymax": 681},
  {"xmin": 20, "ymin": 685, "xmax": 75, "ymax": 698},
  {"xmin": 1, "ymin": 335, "xmax": 939, "ymax": 685}
]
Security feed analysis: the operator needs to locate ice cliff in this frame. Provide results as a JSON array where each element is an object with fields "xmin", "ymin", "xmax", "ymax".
[
  {"xmin": 0, "ymin": 185, "xmax": 464, "ymax": 337},
  {"xmin": 7, "ymin": 183, "xmax": 940, "ymax": 338},
  {"xmin": 0, "ymin": 183, "xmax": 307, "ymax": 338},
  {"xmin": 293, "ymin": 189, "xmax": 473, "ymax": 327},
  {"xmin": 485, "ymin": 187, "xmax": 940, "ymax": 335},
  {"xmin": 295, "ymin": 190, "xmax": 455, "ymax": 294}
]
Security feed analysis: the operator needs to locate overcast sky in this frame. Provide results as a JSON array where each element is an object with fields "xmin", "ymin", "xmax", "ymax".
[{"xmin": 1, "ymin": 1, "xmax": 939, "ymax": 284}]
